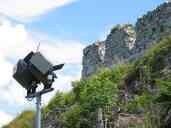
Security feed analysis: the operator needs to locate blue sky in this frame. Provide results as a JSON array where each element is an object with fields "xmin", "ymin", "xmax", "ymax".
[
  {"xmin": 26, "ymin": 0, "xmax": 165, "ymax": 42},
  {"xmin": 0, "ymin": 0, "xmax": 166, "ymax": 127}
]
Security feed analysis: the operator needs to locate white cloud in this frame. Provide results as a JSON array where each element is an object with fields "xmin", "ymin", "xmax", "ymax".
[
  {"xmin": 0, "ymin": 19, "xmax": 85, "ymax": 65},
  {"xmin": 0, "ymin": 18, "xmax": 84, "ymax": 125},
  {"xmin": 0, "ymin": 56, "xmax": 13, "ymax": 87},
  {"xmin": 0, "ymin": 111, "xmax": 13, "ymax": 127},
  {"xmin": 40, "ymin": 41, "xmax": 84, "ymax": 65},
  {"xmin": 42, "ymin": 74, "xmax": 80, "ymax": 106},
  {"xmin": 0, "ymin": 0, "xmax": 76, "ymax": 21}
]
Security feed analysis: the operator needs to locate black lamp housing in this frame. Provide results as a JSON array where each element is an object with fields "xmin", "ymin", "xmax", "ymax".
[{"xmin": 13, "ymin": 51, "xmax": 64, "ymax": 96}]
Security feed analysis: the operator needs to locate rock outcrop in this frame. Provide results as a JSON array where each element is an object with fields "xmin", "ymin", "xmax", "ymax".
[
  {"xmin": 104, "ymin": 24, "xmax": 136, "ymax": 67},
  {"xmin": 82, "ymin": 2, "xmax": 171, "ymax": 78},
  {"xmin": 133, "ymin": 2, "xmax": 171, "ymax": 56},
  {"xmin": 82, "ymin": 41, "xmax": 105, "ymax": 78}
]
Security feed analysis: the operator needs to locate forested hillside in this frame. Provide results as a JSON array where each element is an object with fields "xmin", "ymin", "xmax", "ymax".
[{"xmin": 4, "ymin": 37, "xmax": 171, "ymax": 128}]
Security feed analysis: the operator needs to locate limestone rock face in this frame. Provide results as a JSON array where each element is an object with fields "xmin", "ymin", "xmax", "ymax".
[
  {"xmin": 104, "ymin": 24, "xmax": 136, "ymax": 67},
  {"xmin": 133, "ymin": 2, "xmax": 171, "ymax": 57},
  {"xmin": 82, "ymin": 2, "xmax": 171, "ymax": 78},
  {"xmin": 82, "ymin": 41, "xmax": 105, "ymax": 78}
]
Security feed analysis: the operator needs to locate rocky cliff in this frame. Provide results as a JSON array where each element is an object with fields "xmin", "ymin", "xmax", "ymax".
[
  {"xmin": 82, "ymin": 2, "xmax": 171, "ymax": 78},
  {"xmin": 82, "ymin": 41, "xmax": 105, "ymax": 78}
]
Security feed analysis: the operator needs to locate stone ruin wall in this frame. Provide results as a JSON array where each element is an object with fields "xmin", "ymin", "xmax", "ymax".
[{"xmin": 82, "ymin": 2, "xmax": 171, "ymax": 78}]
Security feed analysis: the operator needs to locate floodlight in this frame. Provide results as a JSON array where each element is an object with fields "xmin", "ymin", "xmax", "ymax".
[
  {"xmin": 13, "ymin": 51, "xmax": 64, "ymax": 96},
  {"xmin": 13, "ymin": 51, "xmax": 64, "ymax": 128},
  {"xmin": 13, "ymin": 50, "xmax": 64, "ymax": 128}
]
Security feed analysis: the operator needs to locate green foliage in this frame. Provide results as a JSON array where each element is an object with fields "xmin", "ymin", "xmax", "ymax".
[
  {"xmin": 45, "ymin": 91, "xmax": 75, "ymax": 113},
  {"xmin": 121, "ymin": 37, "xmax": 171, "ymax": 127},
  {"xmin": 155, "ymin": 79, "xmax": 171, "ymax": 103},
  {"xmin": 124, "ymin": 93, "xmax": 154, "ymax": 113},
  {"xmin": 72, "ymin": 65, "xmax": 129, "ymax": 127},
  {"xmin": 111, "ymin": 24, "xmax": 133, "ymax": 33},
  {"xmin": 134, "ymin": 37, "xmax": 171, "ymax": 77},
  {"xmin": 3, "ymin": 111, "xmax": 34, "ymax": 128},
  {"xmin": 62, "ymin": 104, "xmax": 81, "ymax": 128},
  {"xmin": 73, "ymin": 65, "xmax": 129, "ymax": 109}
]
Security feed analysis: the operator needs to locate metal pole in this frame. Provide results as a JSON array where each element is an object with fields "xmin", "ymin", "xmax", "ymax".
[
  {"xmin": 26, "ymin": 88, "xmax": 54, "ymax": 128},
  {"xmin": 36, "ymin": 95, "xmax": 41, "ymax": 128}
]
